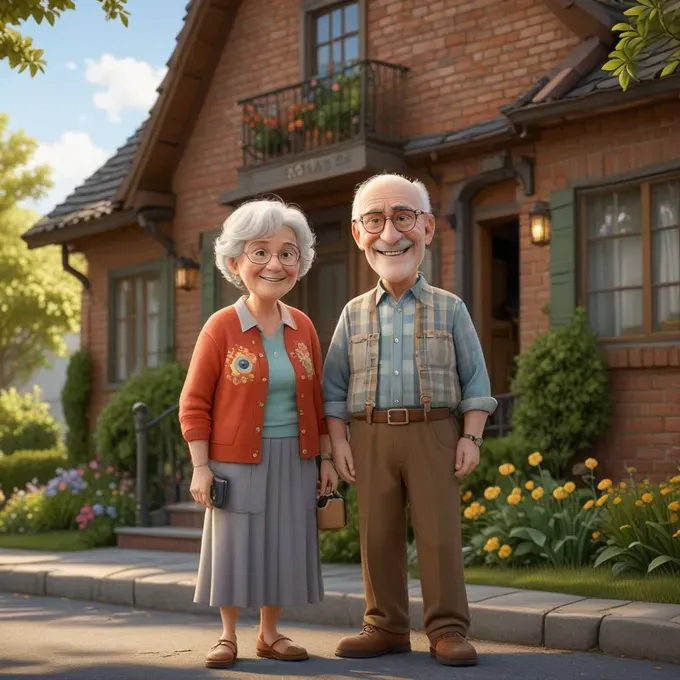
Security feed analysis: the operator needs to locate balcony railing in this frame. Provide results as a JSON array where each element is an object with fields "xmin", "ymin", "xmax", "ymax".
[{"xmin": 239, "ymin": 60, "xmax": 409, "ymax": 168}]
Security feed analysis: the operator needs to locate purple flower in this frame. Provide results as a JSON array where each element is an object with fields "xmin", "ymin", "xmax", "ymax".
[
  {"xmin": 93, "ymin": 504, "xmax": 104, "ymax": 516},
  {"xmin": 106, "ymin": 506, "xmax": 117, "ymax": 519}
]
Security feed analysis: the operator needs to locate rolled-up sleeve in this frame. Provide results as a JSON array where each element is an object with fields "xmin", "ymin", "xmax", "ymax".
[
  {"xmin": 322, "ymin": 307, "xmax": 351, "ymax": 422},
  {"xmin": 452, "ymin": 300, "xmax": 498, "ymax": 415},
  {"xmin": 178, "ymin": 328, "xmax": 222, "ymax": 442}
]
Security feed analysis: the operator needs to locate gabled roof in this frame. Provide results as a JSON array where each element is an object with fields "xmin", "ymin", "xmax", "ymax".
[
  {"xmin": 23, "ymin": 0, "xmax": 240, "ymax": 249},
  {"xmin": 21, "ymin": 126, "xmax": 143, "ymax": 245}
]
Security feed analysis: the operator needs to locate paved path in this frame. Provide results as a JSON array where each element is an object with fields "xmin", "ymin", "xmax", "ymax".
[
  {"xmin": 1, "ymin": 547, "xmax": 679, "ymax": 666},
  {"xmin": 1, "ymin": 594, "xmax": 677, "ymax": 680}
]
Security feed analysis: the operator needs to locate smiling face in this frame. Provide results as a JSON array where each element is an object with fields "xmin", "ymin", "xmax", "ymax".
[
  {"xmin": 352, "ymin": 176, "xmax": 435, "ymax": 292},
  {"xmin": 227, "ymin": 226, "xmax": 300, "ymax": 302}
]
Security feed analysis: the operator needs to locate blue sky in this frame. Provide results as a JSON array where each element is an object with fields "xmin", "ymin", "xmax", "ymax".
[{"xmin": 1, "ymin": 0, "xmax": 188, "ymax": 216}]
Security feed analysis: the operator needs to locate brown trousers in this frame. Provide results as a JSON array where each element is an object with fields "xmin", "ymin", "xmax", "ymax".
[{"xmin": 350, "ymin": 415, "xmax": 469, "ymax": 638}]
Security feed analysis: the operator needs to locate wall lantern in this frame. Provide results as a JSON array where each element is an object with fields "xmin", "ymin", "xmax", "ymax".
[
  {"xmin": 175, "ymin": 257, "xmax": 200, "ymax": 292},
  {"xmin": 529, "ymin": 201, "xmax": 551, "ymax": 246}
]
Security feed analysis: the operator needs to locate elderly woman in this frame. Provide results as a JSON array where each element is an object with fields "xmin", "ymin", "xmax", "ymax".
[{"xmin": 179, "ymin": 198, "xmax": 337, "ymax": 669}]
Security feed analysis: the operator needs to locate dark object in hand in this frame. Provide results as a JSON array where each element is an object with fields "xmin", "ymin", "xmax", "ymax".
[{"xmin": 210, "ymin": 475, "xmax": 228, "ymax": 509}]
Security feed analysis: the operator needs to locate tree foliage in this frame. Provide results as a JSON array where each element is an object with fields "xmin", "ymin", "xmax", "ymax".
[
  {"xmin": 0, "ymin": 114, "xmax": 84, "ymax": 389},
  {"xmin": 604, "ymin": 0, "xmax": 680, "ymax": 90},
  {"xmin": 1, "ymin": 0, "xmax": 130, "ymax": 75}
]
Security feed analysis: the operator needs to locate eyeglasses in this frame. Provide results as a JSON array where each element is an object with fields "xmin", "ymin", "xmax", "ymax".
[
  {"xmin": 357, "ymin": 209, "xmax": 429, "ymax": 234},
  {"xmin": 245, "ymin": 245, "xmax": 301, "ymax": 266}
]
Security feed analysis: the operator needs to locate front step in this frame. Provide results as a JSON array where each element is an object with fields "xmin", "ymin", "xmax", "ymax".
[
  {"xmin": 115, "ymin": 526, "xmax": 202, "ymax": 553},
  {"xmin": 166, "ymin": 502, "xmax": 205, "ymax": 528}
]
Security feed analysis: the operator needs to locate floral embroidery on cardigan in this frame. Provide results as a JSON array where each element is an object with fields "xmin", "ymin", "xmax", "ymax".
[
  {"xmin": 225, "ymin": 345, "xmax": 257, "ymax": 385},
  {"xmin": 294, "ymin": 342, "xmax": 314, "ymax": 378}
]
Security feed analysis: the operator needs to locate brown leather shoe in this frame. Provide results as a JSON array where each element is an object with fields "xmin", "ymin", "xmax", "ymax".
[
  {"xmin": 205, "ymin": 639, "xmax": 237, "ymax": 668},
  {"xmin": 335, "ymin": 624, "xmax": 411, "ymax": 658},
  {"xmin": 256, "ymin": 633, "xmax": 308, "ymax": 661},
  {"xmin": 429, "ymin": 632, "xmax": 478, "ymax": 666}
]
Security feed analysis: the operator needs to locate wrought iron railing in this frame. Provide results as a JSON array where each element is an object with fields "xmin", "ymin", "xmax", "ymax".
[
  {"xmin": 485, "ymin": 393, "xmax": 515, "ymax": 438},
  {"xmin": 132, "ymin": 401, "xmax": 190, "ymax": 527},
  {"xmin": 239, "ymin": 59, "xmax": 409, "ymax": 168}
]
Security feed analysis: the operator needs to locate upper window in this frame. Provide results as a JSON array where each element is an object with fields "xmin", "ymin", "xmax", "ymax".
[
  {"xmin": 309, "ymin": 1, "xmax": 359, "ymax": 77},
  {"xmin": 111, "ymin": 269, "xmax": 162, "ymax": 383},
  {"xmin": 581, "ymin": 176, "xmax": 680, "ymax": 339}
]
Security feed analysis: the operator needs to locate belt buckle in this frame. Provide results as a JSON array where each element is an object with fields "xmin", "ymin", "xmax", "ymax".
[{"xmin": 386, "ymin": 408, "xmax": 409, "ymax": 425}]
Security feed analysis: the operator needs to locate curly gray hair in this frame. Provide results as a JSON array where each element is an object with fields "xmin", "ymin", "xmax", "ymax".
[{"xmin": 214, "ymin": 198, "xmax": 316, "ymax": 290}]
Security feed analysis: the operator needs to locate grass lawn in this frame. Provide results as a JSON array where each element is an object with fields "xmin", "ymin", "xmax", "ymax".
[
  {"xmin": 0, "ymin": 531, "xmax": 91, "ymax": 552},
  {"xmin": 461, "ymin": 565, "xmax": 680, "ymax": 605}
]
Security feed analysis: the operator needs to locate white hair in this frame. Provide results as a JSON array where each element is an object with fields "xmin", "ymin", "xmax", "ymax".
[
  {"xmin": 214, "ymin": 198, "xmax": 316, "ymax": 290},
  {"xmin": 351, "ymin": 173, "xmax": 432, "ymax": 220}
]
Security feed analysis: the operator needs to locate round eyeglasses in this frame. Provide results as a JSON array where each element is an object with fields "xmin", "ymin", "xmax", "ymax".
[
  {"xmin": 245, "ymin": 245, "xmax": 301, "ymax": 266},
  {"xmin": 358, "ymin": 209, "xmax": 428, "ymax": 234}
]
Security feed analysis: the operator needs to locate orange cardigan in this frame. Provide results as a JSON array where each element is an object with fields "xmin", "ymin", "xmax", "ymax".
[{"xmin": 178, "ymin": 303, "xmax": 328, "ymax": 464}]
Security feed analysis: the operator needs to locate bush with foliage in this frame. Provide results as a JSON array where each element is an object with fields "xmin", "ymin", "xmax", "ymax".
[
  {"xmin": 318, "ymin": 483, "xmax": 360, "ymax": 563},
  {"xmin": 0, "ymin": 386, "xmax": 61, "ymax": 454},
  {"xmin": 61, "ymin": 349, "xmax": 92, "ymax": 465},
  {"xmin": 0, "ymin": 457, "xmax": 135, "ymax": 547},
  {"xmin": 595, "ymin": 467, "xmax": 680, "ymax": 577},
  {"xmin": 511, "ymin": 307, "xmax": 611, "ymax": 476},
  {"xmin": 462, "ymin": 452, "xmax": 605, "ymax": 567},
  {"xmin": 0, "ymin": 448, "xmax": 66, "ymax": 499},
  {"xmin": 95, "ymin": 362, "xmax": 188, "ymax": 474}
]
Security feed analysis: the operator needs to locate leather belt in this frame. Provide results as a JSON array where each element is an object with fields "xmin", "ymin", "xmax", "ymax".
[{"xmin": 353, "ymin": 407, "xmax": 451, "ymax": 425}]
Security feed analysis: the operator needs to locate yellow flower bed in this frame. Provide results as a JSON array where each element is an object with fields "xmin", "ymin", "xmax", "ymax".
[{"xmin": 462, "ymin": 452, "xmax": 680, "ymax": 574}]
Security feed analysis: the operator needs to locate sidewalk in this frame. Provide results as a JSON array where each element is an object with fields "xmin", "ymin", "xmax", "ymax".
[{"xmin": 1, "ymin": 547, "xmax": 679, "ymax": 665}]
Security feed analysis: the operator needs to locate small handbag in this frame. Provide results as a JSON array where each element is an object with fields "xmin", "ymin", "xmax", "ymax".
[
  {"xmin": 317, "ymin": 491, "xmax": 347, "ymax": 531},
  {"xmin": 209, "ymin": 475, "xmax": 229, "ymax": 509}
]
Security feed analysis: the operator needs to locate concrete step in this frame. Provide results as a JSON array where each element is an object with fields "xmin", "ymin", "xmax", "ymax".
[
  {"xmin": 165, "ymin": 502, "xmax": 204, "ymax": 529},
  {"xmin": 115, "ymin": 526, "xmax": 201, "ymax": 553}
]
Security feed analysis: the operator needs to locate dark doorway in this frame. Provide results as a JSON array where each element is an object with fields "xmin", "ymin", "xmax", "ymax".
[{"xmin": 475, "ymin": 218, "xmax": 520, "ymax": 394}]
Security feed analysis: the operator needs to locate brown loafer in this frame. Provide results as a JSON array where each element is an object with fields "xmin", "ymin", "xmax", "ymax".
[
  {"xmin": 256, "ymin": 633, "xmax": 309, "ymax": 661},
  {"xmin": 205, "ymin": 638, "xmax": 237, "ymax": 668},
  {"xmin": 335, "ymin": 624, "xmax": 411, "ymax": 658},
  {"xmin": 429, "ymin": 631, "xmax": 478, "ymax": 666}
]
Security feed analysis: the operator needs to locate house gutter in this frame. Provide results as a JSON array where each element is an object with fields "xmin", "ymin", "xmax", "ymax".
[{"xmin": 61, "ymin": 244, "xmax": 90, "ymax": 291}]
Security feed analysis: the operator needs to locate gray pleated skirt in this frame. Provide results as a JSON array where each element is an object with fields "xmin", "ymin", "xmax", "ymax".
[{"xmin": 193, "ymin": 437, "xmax": 324, "ymax": 608}]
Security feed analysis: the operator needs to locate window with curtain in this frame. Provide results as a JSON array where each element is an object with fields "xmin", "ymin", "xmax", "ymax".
[
  {"xmin": 582, "ymin": 177, "xmax": 680, "ymax": 338},
  {"xmin": 309, "ymin": 1, "xmax": 359, "ymax": 77},
  {"xmin": 113, "ymin": 272, "xmax": 162, "ymax": 382}
]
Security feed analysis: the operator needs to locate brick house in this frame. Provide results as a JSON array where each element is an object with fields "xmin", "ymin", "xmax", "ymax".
[{"xmin": 23, "ymin": 0, "xmax": 680, "ymax": 480}]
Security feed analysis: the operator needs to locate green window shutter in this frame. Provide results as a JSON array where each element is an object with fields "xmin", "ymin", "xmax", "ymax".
[
  {"xmin": 201, "ymin": 230, "xmax": 220, "ymax": 323},
  {"xmin": 549, "ymin": 188, "xmax": 576, "ymax": 327}
]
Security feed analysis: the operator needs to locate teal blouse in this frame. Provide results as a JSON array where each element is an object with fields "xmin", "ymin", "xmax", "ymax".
[{"xmin": 261, "ymin": 326, "xmax": 299, "ymax": 438}]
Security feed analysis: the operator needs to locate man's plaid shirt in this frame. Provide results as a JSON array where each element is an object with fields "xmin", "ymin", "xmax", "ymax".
[{"xmin": 322, "ymin": 275, "xmax": 498, "ymax": 421}]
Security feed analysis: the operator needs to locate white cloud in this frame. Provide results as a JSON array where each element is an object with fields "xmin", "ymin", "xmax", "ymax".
[
  {"xmin": 26, "ymin": 132, "xmax": 110, "ymax": 217},
  {"xmin": 65, "ymin": 61, "xmax": 78, "ymax": 70},
  {"xmin": 84, "ymin": 54, "xmax": 167, "ymax": 123}
]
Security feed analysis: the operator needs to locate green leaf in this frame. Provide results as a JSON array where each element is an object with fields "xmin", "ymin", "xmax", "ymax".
[
  {"xmin": 660, "ymin": 61, "xmax": 680, "ymax": 77},
  {"xmin": 509, "ymin": 526, "xmax": 547, "ymax": 547},
  {"xmin": 553, "ymin": 535, "xmax": 577, "ymax": 553},
  {"xmin": 620, "ymin": 69, "xmax": 632, "ymax": 90},
  {"xmin": 513, "ymin": 541, "xmax": 538, "ymax": 557},
  {"xmin": 624, "ymin": 6, "xmax": 645, "ymax": 16},
  {"xmin": 612, "ymin": 22, "xmax": 634, "ymax": 32},
  {"xmin": 647, "ymin": 555, "xmax": 680, "ymax": 574},
  {"xmin": 594, "ymin": 545, "xmax": 626, "ymax": 568}
]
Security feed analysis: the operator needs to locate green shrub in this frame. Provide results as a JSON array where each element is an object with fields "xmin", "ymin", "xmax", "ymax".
[
  {"xmin": 511, "ymin": 307, "xmax": 610, "ymax": 476},
  {"xmin": 0, "ymin": 490, "xmax": 45, "ymax": 534},
  {"xmin": 0, "ymin": 386, "xmax": 61, "ymax": 454},
  {"xmin": 95, "ymin": 362, "xmax": 188, "ymax": 474},
  {"xmin": 0, "ymin": 448, "xmax": 66, "ymax": 498},
  {"xmin": 318, "ymin": 483, "xmax": 360, "ymax": 563},
  {"xmin": 61, "ymin": 349, "xmax": 92, "ymax": 465},
  {"xmin": 595, "ymin": 468, "xmax": 680, "ymax": 577},
  {"xmin": 460, "ymin": 432, "xmax": 535, "ymax": 499}
]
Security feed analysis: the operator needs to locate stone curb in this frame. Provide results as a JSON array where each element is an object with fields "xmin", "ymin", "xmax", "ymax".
[{"xmin": 1, "ymin": 559, "xmax": 679, "ymax": 665}]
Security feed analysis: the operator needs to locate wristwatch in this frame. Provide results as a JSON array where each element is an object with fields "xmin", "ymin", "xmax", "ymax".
[{"xmin": 461, "ymin": 433, "xmax": 483, "ymax": 447}]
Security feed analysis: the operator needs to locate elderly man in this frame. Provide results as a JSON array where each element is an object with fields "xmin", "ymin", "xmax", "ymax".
[{"xmin": 322, "ymin": 173, "xmax": 497, "ymax": 667}]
